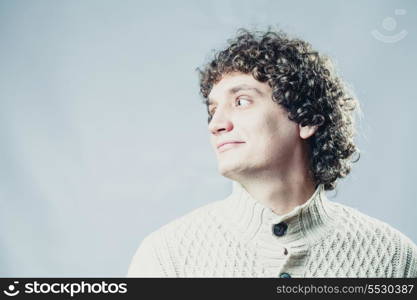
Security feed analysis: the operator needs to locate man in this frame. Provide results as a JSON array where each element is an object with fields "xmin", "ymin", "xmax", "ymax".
[{"xmin": 127, "ymin": 28, "xmax": 417, "ymax": 277}]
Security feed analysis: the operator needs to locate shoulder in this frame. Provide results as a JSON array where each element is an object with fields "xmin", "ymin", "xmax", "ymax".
[
  {"xmin": 329, "ymin": 201, "xmax": 417, "ymax": 277},
  {"xmin": 141, "ymin": 196, "xmax": 227, "ymax": 247},
  {"xmin": 128, "ymin": 198, "xmax": 226, "ymax": 277},
  {"xmin": 330, "ymin": 201, "xmax": 401, "ymax": 235}
]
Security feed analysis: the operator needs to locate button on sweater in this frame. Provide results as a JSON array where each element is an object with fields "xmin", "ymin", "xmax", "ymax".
[{"xmin": 127, "ymin": 181, "xmax": 417, "ymax": 277}]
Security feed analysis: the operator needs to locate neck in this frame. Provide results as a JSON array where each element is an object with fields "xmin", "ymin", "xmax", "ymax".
[{"xmin": 232, "ymin": 138, "xmax": 316, "ymax": 215}]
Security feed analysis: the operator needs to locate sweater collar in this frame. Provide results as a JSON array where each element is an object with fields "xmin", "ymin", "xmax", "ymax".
[{"xmin": 221, "ymin": 180, "xmax": 337, "ymax": 246}]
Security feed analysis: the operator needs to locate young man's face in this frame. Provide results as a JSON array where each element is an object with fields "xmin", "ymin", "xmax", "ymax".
[{"xmin": 207, "ymin": 72, "xmax": 305, "ymax": 180}]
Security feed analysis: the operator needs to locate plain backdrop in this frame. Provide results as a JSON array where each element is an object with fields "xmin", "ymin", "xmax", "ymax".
[{"xmin": 0, "ymin": 0, "xmax": 416, "ymax": 276}]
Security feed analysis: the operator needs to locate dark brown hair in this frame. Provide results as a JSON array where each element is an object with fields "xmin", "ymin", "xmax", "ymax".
[{"xmin": 197, "ymin": 28, "xmax": 360, "ymax": 191}]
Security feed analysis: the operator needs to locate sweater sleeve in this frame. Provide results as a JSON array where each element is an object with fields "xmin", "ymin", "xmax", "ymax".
[
  {"xmin": 126, "ymin": 234, "xmax": 166, "ymax": 277},
  {"xmin": 403, "ymin": 237, "xmax": 417, "ymax": 278}
]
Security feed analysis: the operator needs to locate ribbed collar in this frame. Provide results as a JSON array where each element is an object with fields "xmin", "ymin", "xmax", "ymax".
[
  {"xmin": 219, "ymin": 180, "xmax": 338, "ymax": 276},
  {"xmin": 218, "ymin": 180, "xmax": 338, "ymax": 276}
]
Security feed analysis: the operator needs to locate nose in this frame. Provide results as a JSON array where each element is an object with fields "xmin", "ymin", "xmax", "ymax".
[{"xmin": 208, "ymin": 111, "xmax": 233, "ymax": 135}]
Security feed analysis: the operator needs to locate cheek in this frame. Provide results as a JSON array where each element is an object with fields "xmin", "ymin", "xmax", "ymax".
[
  {"xmin": 257, "ymin": 121, "xmax": 298, "ymax": 153},
  {"xmin": 244, "ymin": 110, "xmax": 298, "ymax": 148}
]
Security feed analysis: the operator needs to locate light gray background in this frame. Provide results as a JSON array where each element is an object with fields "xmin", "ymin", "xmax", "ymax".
[{"xmin": 1, "ymin": 0, "xmax": 416, "ymax": 276}]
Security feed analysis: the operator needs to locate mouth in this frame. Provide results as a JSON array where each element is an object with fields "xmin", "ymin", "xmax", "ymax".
[{"xmin": 217, "ymin": 142, "xmax": 245, "ymax": 153}]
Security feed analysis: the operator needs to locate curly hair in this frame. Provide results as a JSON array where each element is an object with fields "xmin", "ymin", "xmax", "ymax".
[{"xmin": 197, "ymin": 28, "xmax": 360, "ymax": 191}]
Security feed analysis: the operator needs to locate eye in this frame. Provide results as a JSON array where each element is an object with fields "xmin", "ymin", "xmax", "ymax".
[
  {"xmin": 207, "ymin": 97, "xmax": 251, "ymax": 120},
  {"xmin": 236, "ymin": 97, "xmax": 251, "ymax": 107},
  {"xmin": 208, "ymin": 107, "xmax": 215, "ymax": 117}
]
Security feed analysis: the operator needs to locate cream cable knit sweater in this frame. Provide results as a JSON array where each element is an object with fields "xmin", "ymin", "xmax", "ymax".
[{"xmin": 127, "ymin": 181, "xmax": 417, "ymax": 277}]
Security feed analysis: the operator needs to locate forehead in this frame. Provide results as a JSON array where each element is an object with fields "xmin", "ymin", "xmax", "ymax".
[{"xmin": 207, "ymin": 73, "xmax": 271, "ymax": 105}]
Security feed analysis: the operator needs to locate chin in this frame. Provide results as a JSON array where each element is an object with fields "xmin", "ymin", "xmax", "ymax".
[
  {"xmin": 217, "ymin": 164, "xmax": 235, "ymax": 178},
  {"xmin": 217, "ymin": 161, "xmax": 244, "ymax": 179}
]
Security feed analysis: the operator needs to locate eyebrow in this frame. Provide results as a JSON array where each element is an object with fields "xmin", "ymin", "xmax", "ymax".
[{"xmin": 206, "ymin": 84, "xmax": 264, "ymax": 106}]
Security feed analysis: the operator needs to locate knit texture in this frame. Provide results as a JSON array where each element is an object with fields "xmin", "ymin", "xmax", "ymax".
[{"xmin": 127, "ymin": 181, "xmax": 417, "ymax": 277}]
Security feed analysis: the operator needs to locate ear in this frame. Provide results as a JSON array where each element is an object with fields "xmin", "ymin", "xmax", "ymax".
[{"xmin": 299, "ymin": 124, "xmax": 318, "ymax": 139}]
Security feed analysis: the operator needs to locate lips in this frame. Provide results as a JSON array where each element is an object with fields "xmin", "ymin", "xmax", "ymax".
[
  {"xmin": 217, "ymin": 141, "xmax": 244, "ymax": 148},
  {"xmin": 217, "ymin": 141, "xmax": 245, "ymax": 152}
]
